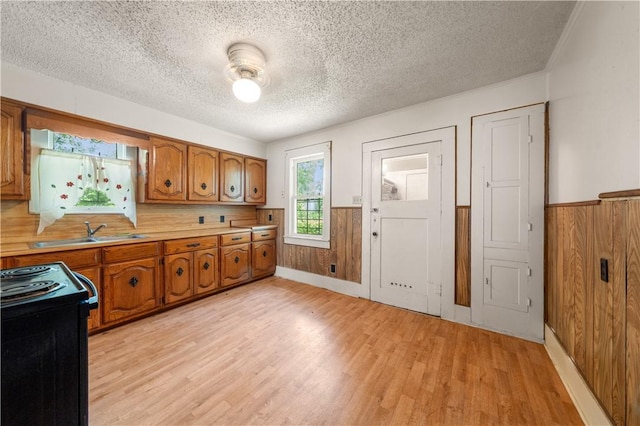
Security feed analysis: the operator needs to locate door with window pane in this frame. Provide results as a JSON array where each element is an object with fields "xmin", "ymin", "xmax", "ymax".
[{"xmin": 370, "ymin": 142, "xmax": 442, "ymax": 315}]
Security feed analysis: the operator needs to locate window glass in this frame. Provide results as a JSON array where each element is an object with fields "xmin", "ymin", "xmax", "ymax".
[
  {"xmin": 284, "ymin": 142, "xmax": 331, "ymax": 249},
  {"xmin": 53, "ymin": 133, "xmax": 118, "ymax": 158},
  {"xmin": 381, "ymin": 153, "xmax": 429, "ymax": 201}
]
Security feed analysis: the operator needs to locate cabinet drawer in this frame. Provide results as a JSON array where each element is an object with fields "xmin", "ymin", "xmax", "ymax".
[
  {"xmin": 164, "ymin": 236, "xmax": 217, "ymax": 254},
  {"xmin": 220, "ymin": 232, "xmax": 251, "ymax": 246},
  {"xmin": 7, "ymin": 248, "xmax": 101, "ymax": 269},
  {"xmin": 252, "ymin": 229, "xmax": 277, "ymax": 241},
  {"xmin": 102, "ymin": 242, "xmax": 160, "ymax": 264}
]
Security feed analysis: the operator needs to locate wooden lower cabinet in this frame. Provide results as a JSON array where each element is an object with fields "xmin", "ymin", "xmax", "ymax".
[
  {"xmin": 164, "ymin": 253, "xmax": 193, "ymax": 304},
  {"xmin": 163, "ymin": 236, "xmax": 219, "ymax": 305},
  {"xmin": 221, "ymin": 244, "xmax": 251, "ymax": 287},
  {"xmin": 252, "ymin": 239, "xmax": 276, "ymax": 279},
  {"xmin": 102, "ymin": 257, "xmax": 161, "ymax": 325},
  {"xmin": 194, "ymin": 249, "xmax": 218, "ymax": 295}
]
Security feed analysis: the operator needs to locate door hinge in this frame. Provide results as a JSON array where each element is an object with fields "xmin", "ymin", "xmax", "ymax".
[
  {"xmin": 528, "ymin": 135, "xmax": 533, "ymax": 144},
  {"xmin": 526, "ymin": 298, "xmax": 532, "ymax": 307},
  {"xmin": 527, "ymin": 222, "xmax": 533, "ymax": 231},
  {"xmin": 527, "ymin": 267, "xmax": 532, "ymax": 277}
]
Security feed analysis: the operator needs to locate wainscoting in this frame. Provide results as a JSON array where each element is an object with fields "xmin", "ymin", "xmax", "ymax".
[
  {"xmin": 257, "ymin": 208, "xmax": 362, "ymax": 283},
  {"xmin": 455, "ymin": 206, "xmax": 471, "ymax": 307},
  {"xmin": 545, "ymin": 196, "xmax": 639, "ymax": 426}
]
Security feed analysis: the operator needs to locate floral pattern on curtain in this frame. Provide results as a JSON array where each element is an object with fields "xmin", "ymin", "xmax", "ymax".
[{"xmin": 37, "ymin": 149, "xmax": 137, "ymax": 234}]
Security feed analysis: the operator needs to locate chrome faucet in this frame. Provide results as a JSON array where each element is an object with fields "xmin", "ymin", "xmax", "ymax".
[{"xmin": 85, "ymin": 221, "xmax": 107, "ymax": 238}]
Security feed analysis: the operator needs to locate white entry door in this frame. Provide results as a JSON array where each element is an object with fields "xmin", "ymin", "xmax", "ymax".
[
  {"xmin": 471, "ymin": 104, "xmax": 545, "ymax": 341},
  {"xmin": 370, "ymin": 142, "xmax": 442, "ymax": 315}
]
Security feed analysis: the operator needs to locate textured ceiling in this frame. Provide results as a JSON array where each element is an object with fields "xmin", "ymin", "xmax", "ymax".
[{"xmin": 1, "ymin": 1, "xmax": 575, "ymax": 143}]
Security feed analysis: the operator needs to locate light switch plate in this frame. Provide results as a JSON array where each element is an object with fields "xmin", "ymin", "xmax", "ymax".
[{"xmin": 352, "ymin": 195, "xmax": 362, "ymax": 205}]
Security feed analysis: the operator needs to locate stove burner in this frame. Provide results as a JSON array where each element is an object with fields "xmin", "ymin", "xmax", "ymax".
[
  {"xmin": 0, "ymin": 280, "xmax": 66, "ymax": 303},
  {"xmin": 0, "ymin": 265, "xmax": 53, "ymax": 280}
]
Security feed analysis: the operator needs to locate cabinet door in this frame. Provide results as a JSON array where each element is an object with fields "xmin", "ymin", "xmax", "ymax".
[
  {"xmin": 75, "ymin": 267, "xmax": 102, "ymax": 332},
  {"xmin": 148, "ymin": 137, "xmax": 186, "ymax": 201},
  {"xmin": 195, "ymin": 249, "xmax": 218, "ymax": 295},
  {"xmin": 220, "ymin": 152, "xmax": 244, "ymax": 202},
  {"xmin": 252, "ymin": 239, "xmax": 276, "ymax": 279},
  {"xmin": 220, "ymin": 244, "xmax": 251, "ymax": 287},
  {"xmin": 164, "ymin": 253, "xmax": 193, "ymax": 305},
  {"xmin": 245, "ymin": 158, "xmax": 266, "ymax": 204},
  {"xmin": 188, "ymin": 146, "xmax": 218, "ymax": 202},
  {"xmin": 103, "ymin": 258, "xmax": 160, "ymax": 324},
  {"xmin": 1, "ymin": 103, "xmax": 26, "ymax": 199}
]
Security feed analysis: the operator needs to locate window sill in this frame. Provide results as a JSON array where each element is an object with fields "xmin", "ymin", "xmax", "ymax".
[{"xmin": 284, "ymin": 236, "xmax": 330, "ymax": 249}]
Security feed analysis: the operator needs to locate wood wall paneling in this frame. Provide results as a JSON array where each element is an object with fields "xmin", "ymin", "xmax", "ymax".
[
  {"xmin": 593, "ymin": 202, "xmax": 614, "ymax": 417},
  {"xmin": 627, "ymin": 200, "xmax": 640, "ymax": 426},
  {"xmin": 455, "ymin": 206, "xmax": 471, "ymax": 307},
  {"xmin": 546, "ymin": 200, "xmax": 634, "ymax": 425},
  {"xmin": 612, "ymin": 201, "xmax": 627, "ymax": 425},
  {"xmin": 257, "ymin": 208, "xmax": 362, "ymax": 283}
]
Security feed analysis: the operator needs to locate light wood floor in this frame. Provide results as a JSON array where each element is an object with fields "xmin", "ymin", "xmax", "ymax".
[{"xmin": 89, "ymin": 277, "xmax": 582, "ymax": 425}]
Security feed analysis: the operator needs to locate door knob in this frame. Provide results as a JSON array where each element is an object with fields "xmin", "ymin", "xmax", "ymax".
[{"xmin": 372, "ymin": 232, "xmax": 378, "ymax": 237}]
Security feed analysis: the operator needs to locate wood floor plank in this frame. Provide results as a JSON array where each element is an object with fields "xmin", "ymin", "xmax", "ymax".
[{"xmin": 89, "ymin": 277, "xmax": 583, "ymax": 425}]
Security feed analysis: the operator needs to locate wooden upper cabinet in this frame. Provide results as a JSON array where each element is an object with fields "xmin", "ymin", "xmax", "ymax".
[
  {"xmin": 188, "ymin": 146, "xmax": 218, "ymax": 202},
  {"xmin": 245, "ymin": 158, "xmax": 266, "ymax": 204},
  {"xmin": 1, "ymin": 103, "xmax": 27, "ymax": 200},
  {"xmin": 147, "ymin": 137, "xmax": 187, "ymax": 201},
  {"xmin": 220, "ymin": 152, "xmax": 244, "ymax": 202}
]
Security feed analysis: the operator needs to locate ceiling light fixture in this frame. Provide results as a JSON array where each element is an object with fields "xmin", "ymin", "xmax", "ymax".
[{"xmin": 224, "ymin": 42, "xmax": 269, "ymax": 103}]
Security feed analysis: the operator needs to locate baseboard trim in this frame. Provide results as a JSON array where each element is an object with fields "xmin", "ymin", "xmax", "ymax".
[
  {"xmin": 544, "ymin": 325, "xmax": 612, "ymax": 426},
  {"xmin": 274, "ymin": 266, "xmax": 369, "ymax": 299}
]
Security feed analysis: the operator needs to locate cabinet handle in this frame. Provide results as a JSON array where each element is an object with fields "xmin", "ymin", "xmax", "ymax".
[
  {"xmin": 232, "ymin": 236, "xmax": 242, "ymax": 241},
  {"xmin": 164, "ymin": 179, "xmax": 172, "ymax": 188},
  {"xmin": 176, "ymin": 267, "xmax": 184, "ymax": 277},
  {"xmin": 253, "ymin": 187, "xmax": 258, "ymax": 194},
  {"xmin": 230, "ymin": 185, "xmax": 235, "ymax": 193},
  {"xmin": 186, "ymin": 243, "xmax": 201, "ymax": 248},
  {"xmin": 201, "ymin": 182, "xmax": 207, "ymax": 190},
  {"xmin": 234, "ymin": 256, "xmax": 240, "ymax": 264},
  {"xmin": 129, "ymin": 277, "xmax": 138, "ymax": 287},
  {"xmin": 203, "ymin": 262, "xmax": 210, "ymax": 270},
  {"xmin": 262, "ymin": 251, "xmax": 267, "ymax": 257},
  {"xmin": 261, "ymin": 233, "xmax": 270, "ymax": 237}
]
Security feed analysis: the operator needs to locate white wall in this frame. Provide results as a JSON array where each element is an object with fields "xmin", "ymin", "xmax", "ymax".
[
  {"xmin": 1, "ymin": 63, "xmax": 266, "ymax": 158},
  {"xmin": 265, "ymin": 72, "xmax": 547, "ymax": 208},
  {"xmin": 546, "ymin": 1, "xmax": 640, "ymax": 204}
]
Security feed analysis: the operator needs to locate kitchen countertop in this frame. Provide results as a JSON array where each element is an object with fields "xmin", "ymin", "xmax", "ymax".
[{"xmin": 0, "ymin": 224, "xmax": 278, "ymax": 257}]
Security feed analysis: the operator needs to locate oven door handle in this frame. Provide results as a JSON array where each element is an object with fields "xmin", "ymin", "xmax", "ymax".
[{"xmin": 74, "ymin": 272, "xmax": 99, "ymax": 310}]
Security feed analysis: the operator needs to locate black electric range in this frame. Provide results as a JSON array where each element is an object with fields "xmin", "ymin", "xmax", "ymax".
[{"xmin": 1, "ymin": 261, "xmax": 98, "ymax": 426}]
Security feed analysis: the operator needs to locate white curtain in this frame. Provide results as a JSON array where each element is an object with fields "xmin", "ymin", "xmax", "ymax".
[{"xmin": 37, "ymin": 149, "xmax": 137, "ymax": 234}]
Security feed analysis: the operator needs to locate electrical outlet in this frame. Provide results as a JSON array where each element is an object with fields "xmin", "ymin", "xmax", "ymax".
[
  {"xmin": 352, "ymin": 195, "xmax": 362, "ymax": 205},
  {"xmin": 330, "ymin": 264, "xmax": 336, "ymax": 273},
  {"xmin": 600, "ymin": 258, "xmax": 609, "ymax": 282},
  {"xmin": 198, "ymin": 216, "xmax": 205, "ymax": 224},
  {"xmin": 219, "ymin": 215, "xmax": 225, "ymax": 223},
  {"xmin": 280, "ymin": 190, "xmax": 285, "ymax": 198}
]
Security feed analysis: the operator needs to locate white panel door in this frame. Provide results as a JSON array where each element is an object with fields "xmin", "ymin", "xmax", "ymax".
[
  {"xmin": 370, "ymin": 142, "xmax": 442, "ymax": 315},
  {"xmin": 471, "ymin": 104, "xmax": 545, "ymax": 342}
]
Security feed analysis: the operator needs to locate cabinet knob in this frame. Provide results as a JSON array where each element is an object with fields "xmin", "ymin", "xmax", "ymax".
[
  {"xmin": 230, "ymin": 185, "xmax": 235, "ymax": 193},
  {"xmin": 234, "ymin": 256, "xmax": 240, "ymax": 264},
  {"xmin": 203, "ymin": 262, "xmax": 210, "ymax": 270},
  {"xmin": 262, "ymin": 250, "xmax": 267, "ymax": 257},
  {"xmin": 253, "ymin": 187, "xmax": 258, "ymax": 194},
  {"xmin": 129, "ymin": 277, "xmax": 138, "ymax": 287},
  {"xmin": 176, "ymin": 267, "xmax": 184, "ymax": 277},
  {"xmin": 164, "ymin": 179, "xmax": 172, "ymax": 188},
  {"xmin": 201, "ymin": 182, "xmax": 207, "ymax": 190}
]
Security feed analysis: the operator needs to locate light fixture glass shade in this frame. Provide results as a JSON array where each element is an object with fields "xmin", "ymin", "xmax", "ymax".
[{"xmin": 232, "ymin": 78, "xmax": 261, "ymax": 103}]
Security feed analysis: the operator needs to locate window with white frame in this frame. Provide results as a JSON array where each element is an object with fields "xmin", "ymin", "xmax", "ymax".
[{"xmin": 284, "ymin": 142, "xmax": 331, "ymax": 249}]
